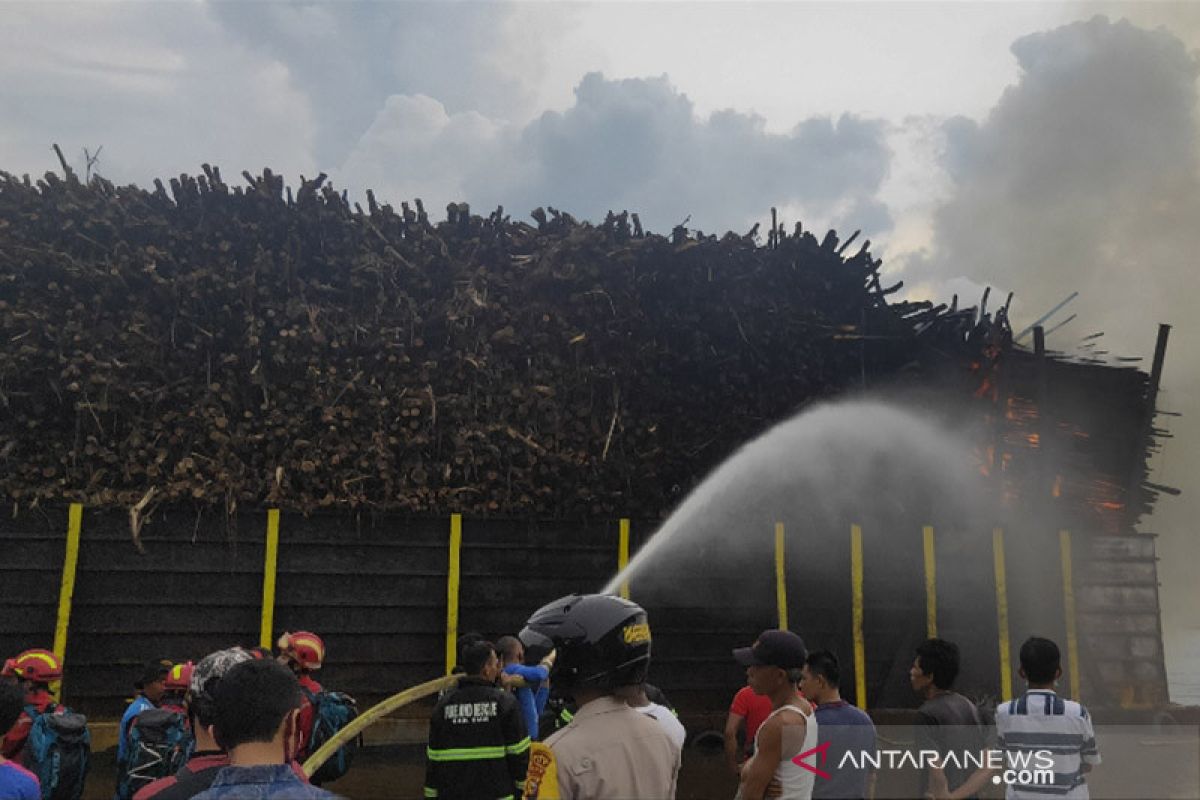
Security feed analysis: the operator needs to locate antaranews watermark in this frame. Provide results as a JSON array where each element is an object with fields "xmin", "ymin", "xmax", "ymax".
[{"xmin": 792, "ymin": 743, "xmax": 1055, "ymax": 787}]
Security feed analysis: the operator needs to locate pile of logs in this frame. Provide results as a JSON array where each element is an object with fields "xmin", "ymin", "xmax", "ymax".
[{"xmin": 0, "ymin": 159, "xmax": 991, "ymax": 519}]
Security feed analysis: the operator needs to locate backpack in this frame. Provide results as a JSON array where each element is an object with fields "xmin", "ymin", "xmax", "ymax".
[
  {"xmin": 117, "ymin": 708, "xmax": 193, "ymax": 800},
  {"xmin": 23, "ymin": 704, "xmax": 90, "ymax": 800},
  {"xmin": 300, "ymin": 688, "xmax": 360, "ymax": 785}
]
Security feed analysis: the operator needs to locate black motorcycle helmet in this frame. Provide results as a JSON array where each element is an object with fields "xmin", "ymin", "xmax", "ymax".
[{"xmin": 519, "ymin": 593, "xmax": 651, "ymax": 692}]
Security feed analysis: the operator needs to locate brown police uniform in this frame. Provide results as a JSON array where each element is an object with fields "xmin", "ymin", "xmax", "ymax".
[{"xmin": 531, "ymin": 696, "xmax": 680, "ymax": 799}]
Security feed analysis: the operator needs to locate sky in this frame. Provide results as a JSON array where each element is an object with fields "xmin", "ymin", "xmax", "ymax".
[{"xmin": 3, "ymin": 0, "xmax": 1199, "ymax": 699}]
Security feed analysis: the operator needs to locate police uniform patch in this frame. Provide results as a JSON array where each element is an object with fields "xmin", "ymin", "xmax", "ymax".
[{"xmin": 523, "ymin": 741, "xmax": 560, "ymax": 799}]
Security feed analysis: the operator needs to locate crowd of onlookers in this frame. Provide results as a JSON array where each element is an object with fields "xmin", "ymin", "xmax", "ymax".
[{"xmin": 1, "ymin": 592, "xmax": 1099, "ymax": 800}]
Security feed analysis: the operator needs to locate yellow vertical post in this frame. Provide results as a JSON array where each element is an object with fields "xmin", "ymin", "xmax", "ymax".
[
  {"xmin": 851, "ymin": 524, "xmax": 867, "ymax": 710},
  {"xmin": 446, "ymin": 514, "xmax": 463, "ymax": 673},
  {"xmin": 993, "ymin": 527, "xmax": 1013, "ymax": 700},
  {"xmin": 259, "ymin": 509, "xmax": 280, "ymax": 650},
  {"xmin": 1059, "ymin": 530, "xmax": 1081, "ymax": 701},
  {"xmin": 51, "ymin": 503, "xmax": 83, "ymax": 701},
  {"xmin": 618, "ymin": 518, "xmax": 631, "ymax": 600},
  {"xmin": 775, "ymin": 522, "xmax": 788, "ymax": 630},
  {"xmin": 923, "ymin": 525, "xmax": 937, "ymax": 638}
]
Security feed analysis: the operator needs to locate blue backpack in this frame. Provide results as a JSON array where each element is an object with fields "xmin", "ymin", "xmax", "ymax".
[
  {"xmin": 23, "ymin": 704, "xmax": 90, "ymax": 800},
  {"xmin": 300, "ymin": 688, "xmax": 360, "ymax": 785},
  {"xmin": 117, "ymin": 708, "xmax": 192, "ymax": 800}
]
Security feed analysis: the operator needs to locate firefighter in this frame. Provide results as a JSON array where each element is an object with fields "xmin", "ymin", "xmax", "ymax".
[
  {"xmin": 160, "ymin": 662, "xmax": 193, "ymax": 715},
  {"xmin": 424, "ymin": 639, "xmax": 529, "ymax": 799},
  {"xmin": 275, "ymin": 631, "xmax": 324, "ymax": 760},
  {"xmin": 519, "ymin": 594, "xmax": 680, "ymax": 799},
  {"xmin": 0, "ymin": 649, "xmax": 62, "ymax": 763}
]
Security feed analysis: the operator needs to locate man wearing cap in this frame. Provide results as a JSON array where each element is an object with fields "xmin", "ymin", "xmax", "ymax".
[
  {"xmin": 734, "ymin": 630, "xmax": 818, "ymax": 800},
  {"xmin": 117, "ymin": 659, "xmax": 173, "ymax": 786}
]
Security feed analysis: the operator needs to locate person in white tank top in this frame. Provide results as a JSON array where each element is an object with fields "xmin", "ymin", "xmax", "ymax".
[{"xmin": 732, "ymin": 630, "xmax": 818, "ymax": 800}]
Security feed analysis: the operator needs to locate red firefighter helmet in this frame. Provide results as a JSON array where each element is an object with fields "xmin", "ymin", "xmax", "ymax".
[
  {"xmin": 164, "ymin": 661, "xmax": 194, "ymax": 691},
  {"xmin": 277, "ymin": 631, "xmax": 325, "ymax": 670},
  {"xmin": 7, "ymin": 649, "xmax": 63, "ymax": 683}
]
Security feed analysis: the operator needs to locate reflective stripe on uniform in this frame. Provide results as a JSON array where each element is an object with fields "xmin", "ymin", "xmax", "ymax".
[
  {"xmin": 506, "ymin": 737, "xmax": 531, "ymax": 755},
  {"xmin": 423, "ymin": 788, "xmax": 438, "ymax": 798},
  {"xmin": 426, "ymin": 745, "xmax": 507, "ymax": 762}
]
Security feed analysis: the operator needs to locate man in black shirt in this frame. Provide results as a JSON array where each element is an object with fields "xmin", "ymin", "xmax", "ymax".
[
  {"xmin": 425, "ymin": 640, "xmax": 529, "ymax": 800},
  {"xmin": 909, "ymin": 639, "xmax": 988, "ymax": 800}
]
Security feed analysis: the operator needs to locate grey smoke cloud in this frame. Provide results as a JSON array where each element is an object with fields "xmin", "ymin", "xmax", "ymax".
[
  {"xmin": 898, "ymin": 15, "xmax": 1200, "ymax": 673},
  {"xmin": 338, "ymin": 72, "xmax": 893, "ymax": 235},
  {"xmin": 907, "ymin": 16, "xmax": 1198, "ymax": 350}
]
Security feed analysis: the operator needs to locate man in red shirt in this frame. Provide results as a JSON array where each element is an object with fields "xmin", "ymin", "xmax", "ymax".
[
  {"xmin": 0, "ymin": 649, "xmax": 62, "ymax": 764},
  {"xmin": 274, "ymin": 632, "xmax": 325, "ymax": 761},
  {"xmin": 724, "ymin": 684, "xmax": 774, "ymax": 775}
]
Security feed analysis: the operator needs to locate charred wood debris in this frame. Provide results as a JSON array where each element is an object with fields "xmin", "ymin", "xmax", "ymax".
[{"xmin": 0, "ymin": 157, "xmax": 1144, "ymax": 525}]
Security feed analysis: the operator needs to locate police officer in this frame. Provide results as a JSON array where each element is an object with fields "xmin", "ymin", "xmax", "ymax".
[{"xmin": 519, "ymin": 594, "xmax": 680, "ymax": 800}]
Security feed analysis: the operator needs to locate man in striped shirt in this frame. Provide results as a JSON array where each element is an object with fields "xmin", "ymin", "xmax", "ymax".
[{"xmin": 995, "ymin": 637, "xmax": 1100, "ymax": 799}]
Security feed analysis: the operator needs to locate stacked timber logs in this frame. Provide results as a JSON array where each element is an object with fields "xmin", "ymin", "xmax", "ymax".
[{"xmin": 0, "ymin": 163, "xmax": 990, "ymax": 519}]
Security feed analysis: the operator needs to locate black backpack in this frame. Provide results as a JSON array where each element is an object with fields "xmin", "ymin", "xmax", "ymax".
[
  {"xmin": 116, "ymin": 708, "xmax": 193, "ymax": 800},
  {"xmin": 23, "ymin": 704, "xmax": 90, "ymax": 800}
]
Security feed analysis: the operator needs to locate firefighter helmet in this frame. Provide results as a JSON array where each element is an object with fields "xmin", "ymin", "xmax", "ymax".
[
  {"xmin": 164, "ymin": 661, "xmax": 194, "ymax": 691},
  {"xmin": 519, "ymin": 594, "xmax": 651, "ymax": 692},
  {"xmin": 7, "ymin": 649, "xmax": 63, "ymax": 683},
  {"xmin": 277, "ymin": 631, "xmax": 325, "ymax": 670}
]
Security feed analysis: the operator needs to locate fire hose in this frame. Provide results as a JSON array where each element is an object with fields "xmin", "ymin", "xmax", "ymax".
[{"xmin": 301, "ymin": 673, "xmax": 531, "ymax": 778}]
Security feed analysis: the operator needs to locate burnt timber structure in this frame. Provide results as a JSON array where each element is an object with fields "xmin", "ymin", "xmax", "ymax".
[{"xmin": 0, "ymin": 164, "xmax": 1175, "ymax": 714}]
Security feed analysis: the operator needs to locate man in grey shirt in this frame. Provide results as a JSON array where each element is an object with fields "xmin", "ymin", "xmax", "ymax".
[{"xmin": 909, "ymin": 639, "xmax": 987, "ymax": 799}]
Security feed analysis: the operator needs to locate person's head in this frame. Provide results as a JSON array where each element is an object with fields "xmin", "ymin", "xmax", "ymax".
[
  {"xmin": 911, "ymin": 638, "xmax": 960, "ymax": 693},
  {"xmin": 0, "ymin": 680, "xmax": 25, "ymax": 744},
  {"xmin": 800, "ymin": 650, "xmax": 841, "ymax": 704},
  {"xmin": 188, "ymin": 647, "xmax": 255, "ymax": 747},
  {"xmin": 451, "ymin": 632, "xmax": 485, "ymax": 674},
  {"xmin": 519, "ymin": 594, "xmax": 652, "ymax": 702},
  {"xmin": 496, "ymin": 636, "xmax": 524, "ymax": 667},
  {"xmin": 4, "ymin": 649, "xmax": 62, "ymax": 696},
  {"xmin": 275, "ymin": 631, "xmax": 324, "ymax": 674},
  {"xmin": 734, "ymin": 630, "xmax": 808, "ymax": 698},
  {"xmin": 461, "ymin": 640, "xmax": 501, "ymax": 682},
  {"xmin": 162, "ymin": 661, "xmax": 192, "ymax": 699},
  {"xmin": 136, "ymin": 658, "xmax": 172, "ymax": 703},
  {"xmin": 1019, "ymin": 637, "xmax": 1062, "ymax": 687},
  {"xmin": 211, "ymin": 658, "xmax": 301, "ymax": 754}
]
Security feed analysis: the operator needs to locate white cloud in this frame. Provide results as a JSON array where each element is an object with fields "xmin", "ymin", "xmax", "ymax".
[
  {"xmin": 0, "ymin": 3, "xmax": 316, "ymax": 184},
  {"xmin": 339, "ymin": 73, "xmax": 892, "ymax": 235},
  {"xmin": 338, "ymin": 94, "xmax": 509, "ymax": 209}
]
